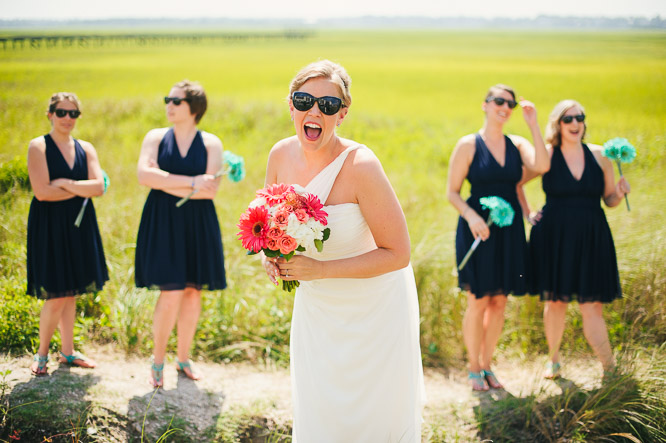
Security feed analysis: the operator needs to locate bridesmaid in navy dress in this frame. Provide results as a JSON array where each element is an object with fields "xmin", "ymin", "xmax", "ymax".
[
  {"xmin": 135, "ymin": 80, "xmax": 226, "ymax": 388},
  {"xmin": 447, "ymin": 84, "xmax": 549, "ymax": 390},
  {"xmin": 27, "ymin": 92, "xmax": 108, "ymax": 375},
  {"xmin": 519, "ymin": 100, "xmax": 629, "ymax": 379}
]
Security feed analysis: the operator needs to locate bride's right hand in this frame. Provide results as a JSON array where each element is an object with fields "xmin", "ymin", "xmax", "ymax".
[{"xmin": 261, "ymin": 254, "xmax": 280, "ymax": 286}]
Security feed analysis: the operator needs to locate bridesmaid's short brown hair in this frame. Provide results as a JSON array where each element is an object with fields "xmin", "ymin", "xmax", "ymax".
[{"xmin": 174, "ymin": 80, "xmax": 207, "ymax": 123}]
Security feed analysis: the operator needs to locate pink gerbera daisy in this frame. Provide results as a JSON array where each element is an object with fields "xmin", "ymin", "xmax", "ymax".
[
  {"xmin": 237, "ymin": 205, "xmax": 269, "ymax": 253},
  {"xmin": 303, "ymin": 193, "xmax": 328, "ymax": 225},
  {"xmin": 257, "ymin": 183, "xmax": 294, "ymax": 206}
]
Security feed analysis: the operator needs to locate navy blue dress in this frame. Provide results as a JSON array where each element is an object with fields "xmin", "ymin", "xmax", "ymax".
[
  {"xmin": 26, "ymin": 134, "xmax": 108, "ymax": 299},
  {"xmin": 529, "ymin": 144, "xmax": 621, "ymax": 303},
  {"xmin": 455, "ymin": 134, "xmax": 528, "ymax": 298},
  {"xmin": 135, "ymin": 129, "xmax": 226, "ymax": 291}
]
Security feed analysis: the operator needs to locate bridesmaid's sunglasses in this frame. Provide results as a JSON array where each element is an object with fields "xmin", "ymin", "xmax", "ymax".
[
  {"xmin": 53, "ymin": 109, "xmax": 81, "ymax": 119},
  {"xmin": 560, "ymin": 114, "xmax": 586, "ymax": 124},
  {"xmin": 292, "ymin": 92, "xmax": 345, "ymax": 115},
  {"xmin": 485, "ymin": 96, "xmax": 518, "ymax": 109},
  {"xmin": 164, "ymin": 96, "xmax": 189, "ymax": 105}
]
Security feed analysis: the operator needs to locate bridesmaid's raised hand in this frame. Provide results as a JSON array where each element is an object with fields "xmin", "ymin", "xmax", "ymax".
[{"xmin": 519, "ymin": 97, "xmax": 538, "ymax": 127}]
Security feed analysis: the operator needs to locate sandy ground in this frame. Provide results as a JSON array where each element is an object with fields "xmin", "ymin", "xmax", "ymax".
[{"xmin": 0, "ymin": 345, "xmax": 605, "ymax": 441}]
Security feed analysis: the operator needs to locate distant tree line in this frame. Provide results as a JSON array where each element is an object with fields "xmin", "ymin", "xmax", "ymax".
[{"xmin": 0, "ymin": 31, "xmax": 310, "ymax": 50}]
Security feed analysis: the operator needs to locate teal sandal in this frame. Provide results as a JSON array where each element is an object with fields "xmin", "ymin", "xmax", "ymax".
[
  {"xmin": 176, "ymin": 360, "xmax": 201, "ymax": 381},
  {"xmin": 482, "ymin": 369, "xmax": 503, "ymax": 389},
  {"xmin": 544, "ymin": 361, "xmax": 561, "ymax": 380},
  {"xmin": 468, "ymin": 371, "xmax": 489, "ymax": 391},
  {"xmin": 31, "ymin": 353, "xmax": 48, "ymax": 376},
  {"xmin": 59, "ymin": 351, "xmax": 97, "ymax": 368},
  {"xmin": 151, "ymin": 360, "xmax": 164, "ymax": 388}
]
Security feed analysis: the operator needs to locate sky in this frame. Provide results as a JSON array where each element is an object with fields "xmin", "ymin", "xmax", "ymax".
[{"xmin": 1, "ymin": 0, "xmax": 664, "ymax": 21}]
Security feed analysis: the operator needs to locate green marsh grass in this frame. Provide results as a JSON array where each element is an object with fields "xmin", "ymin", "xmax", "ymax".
[{"xmin": 0, "ymin": 29, "xmax": 665, "ymax": 440}]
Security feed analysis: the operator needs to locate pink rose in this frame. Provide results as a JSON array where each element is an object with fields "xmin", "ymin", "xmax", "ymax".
[
  {"xmin": 278, "ymin": 235, "xmax": 298, "ymax": 254},
  {"xmin": 267, "ymin": 226, "xmax": 284, "ymax": 240},
  {"xmin": 273, "ymin": 208, "xmax": 290, "ymax": 227},
  {"xmin": 266, "ymin": 238, "xmax": 279, "ymax": 251},
  {"xmin": 295, "ymin": 208, "xmax": 309, "ymax": 223}
]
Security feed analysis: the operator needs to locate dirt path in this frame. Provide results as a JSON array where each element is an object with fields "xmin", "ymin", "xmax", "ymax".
[{"xmin": 0, "ymin": 345, "xmax": 604, "ymax": 441}]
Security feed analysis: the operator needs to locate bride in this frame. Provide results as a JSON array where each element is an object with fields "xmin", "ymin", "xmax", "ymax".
[{"xmin": 261, "ymin": 60, "xmax": 424, "ymax": 442}]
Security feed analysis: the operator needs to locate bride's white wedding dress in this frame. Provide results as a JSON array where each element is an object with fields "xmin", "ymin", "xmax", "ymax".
[{"xmin": 291, "ymin": 145, "xmax": 424, "ymax": 442}]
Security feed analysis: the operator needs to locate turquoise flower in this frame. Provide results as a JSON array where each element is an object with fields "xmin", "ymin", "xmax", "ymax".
[
  {"xmin": 458, "ymin": 196, "xmax": 515, "ymax": 270},
  {"xmin": 176, "ymin": 151, "xmax": 245, "ymax": 207},
  {"xmin": 223, "ymin": 151, "xmax": 245, "ymax": 182},
  {"xmin": 102, "ymin": 170, "xmax": 110, "ymax": 192},
  {"xmin": 602, "ymin": 137, "xmax": 636, "ymax": 163},
  {"xmin": 602, "ymin": 137, "xmax": 636, "ymax": 212},
  {"xmin": 479, "ymin": 196, "xmax": 515, "ymax": 228}
]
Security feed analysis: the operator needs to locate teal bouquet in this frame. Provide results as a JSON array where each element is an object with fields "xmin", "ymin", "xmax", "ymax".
[
  {"xmin": 602, "ymin": 137, "xmax": 636, "ymax": 211},
  {"xmin": 458, "ymin": 196, "xmax": 515, "ymax": 271},
  {"xmin": 74, "ymin": 170, "xmax": 109, "ymax": 228},
  {"xmin": 176, "ymin": 150, "xmax": 245, "ymax": 207}
]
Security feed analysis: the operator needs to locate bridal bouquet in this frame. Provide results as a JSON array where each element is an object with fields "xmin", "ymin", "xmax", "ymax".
[
  {"xmin": 176, "ymin": 150, "xmax": 245, "ymax": 207},
  {"xmin": 237, "ymin": 183, "xmax": 330, "ymax": 292},
  {"xmin": 602, "ymin": 137, "xmax": 636, "ymax": 211},
  {"xmin": 74, "ymin": 170, "xmax": 109, "ymax": 228},
  {"xmin": 458, "ymin": 196, "xmax": 515, "ymax": 271}
]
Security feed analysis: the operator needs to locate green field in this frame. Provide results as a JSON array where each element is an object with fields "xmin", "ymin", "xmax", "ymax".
[{"xmin": 1, "ymin": 30, "xmax": 665, "ymax": 441}]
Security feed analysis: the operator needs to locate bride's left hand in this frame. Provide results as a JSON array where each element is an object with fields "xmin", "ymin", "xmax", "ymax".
[{"xmin": 277, "ymin": 255, "xmax": 323, "ymax": 281}]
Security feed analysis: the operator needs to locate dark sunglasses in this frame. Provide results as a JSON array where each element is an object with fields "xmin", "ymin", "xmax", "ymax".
[
  {"xmin": 164, "ymin": 96, "xmax": 188, "ymax": 105},
  {"xmin": 485, "ymin": 96, "xmax": 518, "ymax": 109},
  {"xmin": 292, "ymin": 92, "xmax": 344, "ymax": 116},
  {"xmin": 560, "ymin": 114, "xmax": 586, "ymax": 124},
  {"xmin": 53, "ymin": 109, "xmax": 81, "ymax": 119}
]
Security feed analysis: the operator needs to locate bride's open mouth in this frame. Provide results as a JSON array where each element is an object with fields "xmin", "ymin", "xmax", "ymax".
[{"xmin": 304, "ymin": 122, "xmax": 322, "ymax": 141}]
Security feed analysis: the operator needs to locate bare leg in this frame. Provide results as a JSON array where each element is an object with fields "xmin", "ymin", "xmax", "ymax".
[
  {"xmin": 463, "ymin": 292, "xmax": 489, "ymax": 374},
  {"xmin": 58, "ymin": 297, "xmax": 76, "ymax": 355},
  {"xmin": 479, "ymin": 295, "xmax": 507, "ymax": 370},
  {"xmin": 579, "ymin": 302, "xmax": 615, "ymax": 372},
  {"xmin": 543, "ymin": 301, "xmax": 567, "ymax": 364},
  {"xmin": 55, "ymin": 297, "xmax": 97, "ymax": 368},
  {"xmin": 37, "ymin": 298, "xmax": 68, "ymax": 356},
  {"xmin": 176, "ymin": 287, "xmax": 202, "ymax": 379},
  {"xmin": 152, "ymin": 290, "xmax": 184, "ymax": 365}
]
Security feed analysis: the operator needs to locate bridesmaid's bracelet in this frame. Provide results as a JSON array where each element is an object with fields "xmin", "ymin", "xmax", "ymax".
[{"xmin": 191, "ymin": 177, "xmax": 195, "ymax": 189}]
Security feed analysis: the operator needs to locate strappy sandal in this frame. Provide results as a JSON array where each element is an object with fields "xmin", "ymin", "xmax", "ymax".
[
  {"xmin": 176, "ymin": 360, "xmax": 201, "ymax": 381},
  {"xmin": 151, "ymin": 360, "xmax": 164, "ymax": 388},
  {"xmin": 30, "ymin": 354, "xmax": 48, "ymax": 376},
  {"xmin": 544, "ymin": 361, "xmax": 561, "ymax": 380},
  {"xmin": 59, "ymin": 351, "xmax": 97, "ymax": 368},
  {"xmin": 482, "ymin": 369, "xmax": 504, "ymax": 389},
  {"xmin": 468, "ymin": 371, "xmax": 489, "ymax": 391}
]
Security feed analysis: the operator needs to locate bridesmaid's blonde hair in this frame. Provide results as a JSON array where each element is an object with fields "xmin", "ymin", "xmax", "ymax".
[{"xmin": 545, "ymin": 99, "xmax": 587, "ymax": 147}]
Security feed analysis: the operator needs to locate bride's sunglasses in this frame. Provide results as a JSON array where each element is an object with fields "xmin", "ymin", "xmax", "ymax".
[
  {"xmin": 53, "ymin": 109, "xmax": 81, "ymax": 119},
  {"xmin": 485, "ymin": 96, "xmax": 518, "ymax": 109},
  {"xmin": 560, "ymin": 114, "xmax": 586, "ymax": 124},
  {"xmin": 292, "ymin": 92, "xmax": 344, "ymax": 115},
  {"xmin": 164, "ymin": 96, "xmax": 189, "ymax": 105}
]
